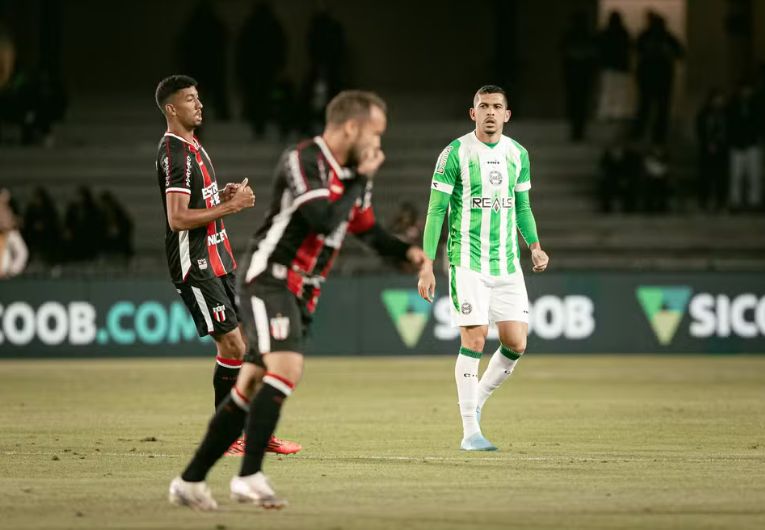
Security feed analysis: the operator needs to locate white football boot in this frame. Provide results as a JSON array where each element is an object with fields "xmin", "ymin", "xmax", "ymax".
[
  {"xmin": 168, "ymin": 476, "xmax": 218, "ymax": 511},
  {"xmin": 230, "ymin": 471, "xmax": 287, "ymax": 509}
]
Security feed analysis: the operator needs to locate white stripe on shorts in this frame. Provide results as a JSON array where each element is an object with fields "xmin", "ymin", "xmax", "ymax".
[
  {"xmin": 250, "ymin": 295, "xmax": 271, "ymax": 354},
  {"xmin": 191, "ymin": 286, "xmax": 214, "ymax": 333}
]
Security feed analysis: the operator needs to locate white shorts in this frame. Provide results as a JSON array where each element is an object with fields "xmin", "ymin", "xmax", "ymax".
[{"xmin": 448, "ymin": 265, "xmax": 529, "ymax": 327}]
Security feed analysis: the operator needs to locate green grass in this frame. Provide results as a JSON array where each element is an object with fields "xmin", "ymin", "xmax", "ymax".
[{"xmin": 1, "ymin": 355, "xmax": 764, "ymax": 530}]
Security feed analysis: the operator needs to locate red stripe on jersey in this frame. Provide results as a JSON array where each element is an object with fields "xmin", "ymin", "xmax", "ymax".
[
  {"xmin": 292, "ymin": 233, "xmax": 324, "ymax": 275},
  {"xmin": 196, "ymin": 151, "xmax": 227, "ymax": 277},
  {"xmin": 286, "ymin": 268, "xmax": 304, "ymax": 298},
  {"xmin": 348, "ymin": 205, "xmax": 376, "ymax": 234},
  {"xmin": 306, "ymin": 287, "xmax": 319, "ymax": 313},
  {"xmin": 221, "ymin": 220, "xmax": 237, "ymax": 270}
]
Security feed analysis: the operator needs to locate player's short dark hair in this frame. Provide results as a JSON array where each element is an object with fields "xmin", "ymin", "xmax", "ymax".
[
  {"xmin": 326, "ymin": 90, "xmax": 387, "ymax": 125},
  {"xmin": 473, "ymin": 85, "xmax": 508, "ymax": 107},
  {"xmin": 155, "ymin": 75, "xmax": 197, "ymax": 112}
]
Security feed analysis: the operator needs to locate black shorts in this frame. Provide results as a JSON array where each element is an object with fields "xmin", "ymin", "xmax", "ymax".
[
  {"xmin": 239, "ymin": 274, "xmax": 312, "ymax": 365},
  {"xmin": 175, "ymin": 273, "xmax": 240, "ymax": 337}
]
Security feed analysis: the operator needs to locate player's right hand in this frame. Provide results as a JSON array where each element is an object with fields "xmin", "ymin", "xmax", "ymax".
[
  {"xmin": 229, "ymin": 178, "xmax": 255, "ymax": 212},
  {"xmin": 357, "ymin": 147, "xmax": 385, "ymax": 179},
  {"xmin": 417, "ymin": 265, "xmax": 436, "ymax": 303}
]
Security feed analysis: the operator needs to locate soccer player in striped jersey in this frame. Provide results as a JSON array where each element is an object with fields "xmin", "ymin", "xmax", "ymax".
[
  {"xmin": 417, "ymin": 85, "xmax": 550, "ymax": 451},
  {"xmin": 169, "ymin": 90, "xmax": 426, "ymax": 510},
  {"xmin": 155, "ymin": 75, "xmax": 300, "ymax": 456}
]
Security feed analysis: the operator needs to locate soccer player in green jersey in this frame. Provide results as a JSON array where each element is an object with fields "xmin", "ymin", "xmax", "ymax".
[{"xmin": 417, "ymin": 85, "xmax": 549, "ymax": 451}]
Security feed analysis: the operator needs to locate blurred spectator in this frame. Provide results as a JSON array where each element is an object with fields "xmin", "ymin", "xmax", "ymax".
[
  {"xmin": 22, "ymin": 187, "xmax": 61, "ymax": 264},
  {"xmin": 596, "ymin": 11, "xmax": 632, "ymax": 121},
  {"xmin": 727, "ymin": 81, "xmax": 763, "ymax": 211},
  {"xmin": 0, "ymin": 189, "xmax": 28, "ymax": 278},
  {"xmin": 235, "ymin": 1, "xmax": 288, "ymax": 138},
  {"xmin": 388, "ymin": 202, "xmax": 422, "ymax": 273},
  {"xmin": 598, "ymin": 139, "xmax": 643, "ymax": 213},
  {"xmin": 98, "ymin": 191, "xmax": 134, "ymax": 262},
  {"xmin": 695, "ymin": 89, "xmax": 729, "ymax": 212},
  {"xmin": 0, "ymin": 24, "xmax": 66, "ymax": 146},
  {"xmin": 632, "ymin": 11, "xmax": 683, "ymax": 145},
  {"xmin": 63, "ymin": 186, "xmax": 104, "ymax": 262},
  {"xmin": 390, "ymin": 202, "xmax": 423, "ymax": 245},
  {"xmin": 560, "ymin": 11, "xmax": 597, "ymax": 142},
  {"xmin": 643, "ymin": 147, "xmax": 670, "ymax": 212},
  {"xmin": 177, "ymin": 0, "xmax": 231, "ymax": 121},
  {"xmin": 306, "ymin": 3, "xmax": 347, "ymax": 102}
]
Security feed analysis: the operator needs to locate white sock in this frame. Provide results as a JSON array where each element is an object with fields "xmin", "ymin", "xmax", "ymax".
[
  {"xmin": 476, "ymin": 345, "xmax": 522, "ymax": 411},
  {"xmin": 455, "ymin": 347, "xmax": 482, "ymax": 439}
]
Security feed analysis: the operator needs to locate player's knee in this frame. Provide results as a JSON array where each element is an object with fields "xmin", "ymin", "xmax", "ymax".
[
  {"xmin": 501, "ymin": 336, "xmax": 526, "ymax": 354},
  {"xmin": 461, "ymin": 336, "xmax": 486, "ymax": 353},
  {"xmin": 217, "ymin": 332, "xmax": 246, "ymax": 359}
]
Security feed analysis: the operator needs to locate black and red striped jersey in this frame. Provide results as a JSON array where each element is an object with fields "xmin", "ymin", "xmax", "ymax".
[
  {"xmin": 156, "ymin": 132, "xmax": 237, "ymax": 283},
  {"xmin": 241, "ymin": 136, "xmax": 409, "ymax": 313}
]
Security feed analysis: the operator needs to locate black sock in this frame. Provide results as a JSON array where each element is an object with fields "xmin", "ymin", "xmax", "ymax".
[
  {"xmin": 240, "ymin": 380, "xmax": 290, "ymax": 476},
  {"xmin": 213, "ymin": 356, "xmax": 241, "ymax": 409},
  {"xmin": 181, "ymin": 393, "xmax": 247, "ymax": 482}
]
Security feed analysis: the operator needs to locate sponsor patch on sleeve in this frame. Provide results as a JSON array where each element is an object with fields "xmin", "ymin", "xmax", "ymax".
[{"xmin": 434, "ymin": 145, "xmax": 453, "ymax": 175}]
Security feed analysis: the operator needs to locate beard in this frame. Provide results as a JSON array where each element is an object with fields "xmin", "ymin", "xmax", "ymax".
[{"xmin": 347, "ymin": 143, "xmax": 364, "ymax": 168}]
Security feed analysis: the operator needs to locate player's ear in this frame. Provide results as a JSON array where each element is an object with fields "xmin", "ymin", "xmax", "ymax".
[
  {"xmin": 469, "ymin": 107, "xmax": 477, "ymax": 122},
  {"xmin": 164, "ymin": 103, "xmax": 175, "ymax": 117},
  {"xmin": 344, "ymin": 119, "xmax": 359, "ymax": 138},
  {"xmin": 504, "ymin": 109, "xmax": 511, "ymax": 123}
]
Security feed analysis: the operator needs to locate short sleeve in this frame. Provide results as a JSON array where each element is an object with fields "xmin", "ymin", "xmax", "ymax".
[
  {"xmin": 431, "ymin": 140, "xmax": 461, "ymax": 196},
  {"xmin": 161, "ymin": 139, "xmax": 192, "ymax": 195}
]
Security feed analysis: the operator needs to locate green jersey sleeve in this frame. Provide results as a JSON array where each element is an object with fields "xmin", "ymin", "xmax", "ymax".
[
  {"xmin": 423, "ymin": 141, "xmax": 460, "ymax": 260},
  {"xmin": 515, "ymin": 190, "xmax": 539, "ymax": 245},
  {"xmin": 514, "ymin": 144, "xmax": 531, "ymax": 192}
]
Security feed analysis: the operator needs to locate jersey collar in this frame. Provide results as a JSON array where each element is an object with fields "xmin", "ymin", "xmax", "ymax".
[
  {"xmin": 314, "ymin": 136, "xmax": 353, "ymax": 180},
  {"xmin": 164, "ymin": 131, "xmax": 200, "ymax": 151}
]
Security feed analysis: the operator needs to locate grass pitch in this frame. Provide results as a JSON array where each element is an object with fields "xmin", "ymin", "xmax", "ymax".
[{"xmin": 1, "ymin": 355, "xmax": 764, "ymax": 530}]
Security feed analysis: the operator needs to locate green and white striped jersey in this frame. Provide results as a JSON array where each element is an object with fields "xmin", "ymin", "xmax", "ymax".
[{"xmin": 427, "ymin": 131, "xmax": 534, "ymax": 276}]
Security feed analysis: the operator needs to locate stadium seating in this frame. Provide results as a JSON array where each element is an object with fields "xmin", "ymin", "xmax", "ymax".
[{"xmin": 2, "ymin": 98, "xmax": 764, "ymax": 274}]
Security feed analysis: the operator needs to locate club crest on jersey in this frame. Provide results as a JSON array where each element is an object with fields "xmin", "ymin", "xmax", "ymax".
[
  {"xmin": 212, "ymin": 305, "xmax": 226, "ymax": 322},
  {"xmin": 435, "ymin": 145, "xmax": 453, "ymax": 174},
  {"xmin": 270, "ymin": 315, "xmax": 290, "ymax": 340},
  {"xmin": 197, "ymin": 258, "xmax": 208, "ymax": 270},
  {"xmin": 489, "ymin": 170, "xmax": 503, "ymax": 186},
  {"xmin": 461, "ymin": 302, "xmax": 473, "ymax": 315}
]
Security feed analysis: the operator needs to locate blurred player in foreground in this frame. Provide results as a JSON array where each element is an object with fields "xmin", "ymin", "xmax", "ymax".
[
  {"xmin": 169, "ymin": 90, "xmax": 426, "ymax": 510},
  {"xmin": 417, "ymin": 85, "xmax": 549, "ymax": 451}
]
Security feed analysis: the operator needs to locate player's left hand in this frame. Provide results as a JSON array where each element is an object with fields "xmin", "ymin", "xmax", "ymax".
[
  {"xmin": 220, "ymin": 182, "xmax": 241, "ymax": 203},
  {"xmin": 531, "ymin": 248, "xmax": 549, "ymax": 273},
  {"xmin": 406, "ymin": 246, "xmax": 426, "ymax": 267}
]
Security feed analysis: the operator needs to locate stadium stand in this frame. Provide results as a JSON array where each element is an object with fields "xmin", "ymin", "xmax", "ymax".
[{"xmin": 2, "ymin": 97, "xmax": 765, "ymax": 275}]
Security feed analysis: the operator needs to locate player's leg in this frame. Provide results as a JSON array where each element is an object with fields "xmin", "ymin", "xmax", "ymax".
[
  {"xmin": 476, "ymin": 320, "xmax": 527, "ymax": 413},
  {"xmin": 477, "ymin": 272, "xmax": 530, "ymax": 417},
  {"xmin": 230, "ymin": 350, "xmax": 300, "ymax": 508},
  {"xmin": 229, "ymin": 281, "xmax": 304, "ymax": 508},
  {"xmin": 169, "ymin": 362, "xmax": 260, "ymax": 511},
  {"xmin": 449, "ymin": 266, "xmax": 495, "ymax": 451}
]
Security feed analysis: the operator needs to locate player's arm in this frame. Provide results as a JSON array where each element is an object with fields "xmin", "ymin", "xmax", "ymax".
[
  {"xmin": 293, "ymin": 146, "xmax": 379, "ymax": 235},
  {"xmin": 514, "ymin": 147, "xmax": 548, "ymax": 273},
  {"xmin": 166, "ymin": 178, "xmax": 254, "ymax": 232},
  {"xmin": 161, "ymin": 140, "xmax": 254, "ymax": 232},
  {"xmin": 418, "ymin": 142, "xmax": 459, "ymax": 302}
]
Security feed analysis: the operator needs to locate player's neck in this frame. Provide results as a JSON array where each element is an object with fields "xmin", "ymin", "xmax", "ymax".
[
  {"xmin": 320, "ymin": 130, "xmax": 350, "ymax": 166},
  {"xmin": 474, "ymin": 129, "xmax": 502, "ymax": 145},
  {"xmin": 167, "ymin": 122, "xmax": 196, "ymax": 144}
]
